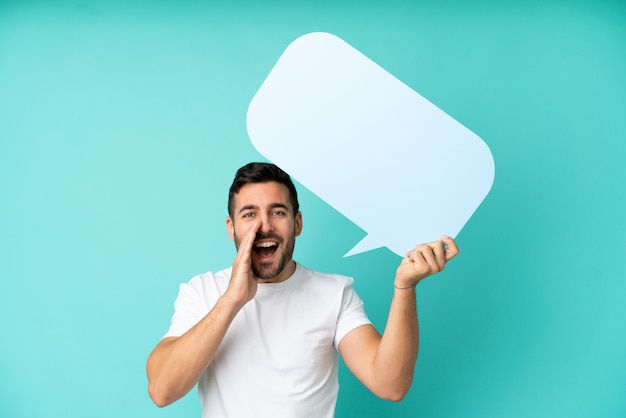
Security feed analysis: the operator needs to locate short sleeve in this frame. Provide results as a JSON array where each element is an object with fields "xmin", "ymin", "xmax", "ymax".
[
  {"xmin": 163, "ymin": 278, "xmax": 210, "ymax": 339},
  {"xmin": 333, "ymin": 278, "xmax": 372, "ymax": 349}
]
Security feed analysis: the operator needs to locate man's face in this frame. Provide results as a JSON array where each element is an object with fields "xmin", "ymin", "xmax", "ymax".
[{"xmin": 226, "ymin": 181, "xmax": 302, "ymax": 282}]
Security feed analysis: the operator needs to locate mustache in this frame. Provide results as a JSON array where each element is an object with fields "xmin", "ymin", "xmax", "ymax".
[{"xmin": 255, "ymin": 231, "xmax": 282, "ymax": 242}]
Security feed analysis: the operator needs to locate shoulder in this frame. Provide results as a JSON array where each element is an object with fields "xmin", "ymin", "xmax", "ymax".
[
  {"xmin": 186, "ymin": 266, "xmax": 231, "ymax": 286},
  {"xmin": 178, "ymin": 267, "xmax": 232, "ymax": 298}
]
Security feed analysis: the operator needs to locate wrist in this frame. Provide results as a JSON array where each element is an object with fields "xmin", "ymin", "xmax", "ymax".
[
  {"xmin": 394, "ymin": 281, "xmax": 418, "ymax": 290},
  {"xmin": 219, "ymin": 290, "xmax": 248, "ymax": 313}
]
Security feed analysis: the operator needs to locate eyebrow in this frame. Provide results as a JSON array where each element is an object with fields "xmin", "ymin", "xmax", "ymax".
[{"xmin": 238, "ymin": 203, "xmax": 290, "ymax": 214}]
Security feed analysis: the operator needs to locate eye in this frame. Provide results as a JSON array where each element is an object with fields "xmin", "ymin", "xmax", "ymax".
[
  {"xmin": 242, "ymin": 212, "xmax": 255, "ymax": 218},
  {"xmin": 271, "ymin": 210, "xmax": 286, "ymax": 216}
]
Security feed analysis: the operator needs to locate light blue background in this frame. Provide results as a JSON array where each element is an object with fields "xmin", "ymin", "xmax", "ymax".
[{"xmin": 1, "ymin": 1, "xmax": 625, "ymax": 417}]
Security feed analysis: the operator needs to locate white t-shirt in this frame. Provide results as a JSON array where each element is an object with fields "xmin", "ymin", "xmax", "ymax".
[{"xmin": 164, "ymin": 263, "xmax": 372, "ymax": 418}]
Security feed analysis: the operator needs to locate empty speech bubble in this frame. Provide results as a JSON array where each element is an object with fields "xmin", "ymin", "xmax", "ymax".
[{"xmin": 247, "ymin": 32, "xmax": 495, "ymax": 257}]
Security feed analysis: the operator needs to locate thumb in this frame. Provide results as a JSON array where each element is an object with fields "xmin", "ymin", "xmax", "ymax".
[{"xmin": 440, "ymin": 235, "xmax": 459, "ymax": 261}]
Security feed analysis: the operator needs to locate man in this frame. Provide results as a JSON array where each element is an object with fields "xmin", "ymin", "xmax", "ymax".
[{"xmin": 147, "ymin": 162, "xmax": 459, "ymax": 417}]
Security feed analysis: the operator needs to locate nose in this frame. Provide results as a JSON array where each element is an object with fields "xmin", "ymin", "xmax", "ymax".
[{"xmin": 258, "ymin": 213, "xmax": 274, "ymax": 233}]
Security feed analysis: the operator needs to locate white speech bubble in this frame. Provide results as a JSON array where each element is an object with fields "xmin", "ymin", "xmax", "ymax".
[{"xmin": 247, "ymin": 32, "xmax": 495, "ymax": 257}]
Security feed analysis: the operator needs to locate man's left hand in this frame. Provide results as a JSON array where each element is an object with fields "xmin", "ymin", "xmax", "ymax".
[{"xmin": 395, "ymin": 235, "xmax": 459, "ymax": 288}]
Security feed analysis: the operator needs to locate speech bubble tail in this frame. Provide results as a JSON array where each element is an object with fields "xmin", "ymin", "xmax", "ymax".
[{"xmin": 343, "ymin": 234, "xmax": 382, "ymax": 258}]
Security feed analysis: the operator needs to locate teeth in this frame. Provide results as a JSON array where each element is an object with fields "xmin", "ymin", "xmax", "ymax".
[{"xmin": 255, "ymin": 241, "xmax": 277, "ymax": 248}]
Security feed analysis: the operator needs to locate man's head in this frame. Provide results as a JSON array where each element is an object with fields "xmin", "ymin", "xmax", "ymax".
[
  {"xmin": 228, "ymin": 162, "xmax": 300, "ymax": 218},
  {"xmin": 226, "ymin": 163, "xmax": 302, "ymax": 282}
]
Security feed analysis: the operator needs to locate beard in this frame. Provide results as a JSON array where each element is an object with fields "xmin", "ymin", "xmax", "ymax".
[{"xmin": 234, "ymin": 229, "xmax": 296, "ymax": 281}]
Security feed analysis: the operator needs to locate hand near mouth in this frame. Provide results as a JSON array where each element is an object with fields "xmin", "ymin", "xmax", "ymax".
[{"xmin": 225, "ymin": 220, "xmax": 262, "ymax": 309}]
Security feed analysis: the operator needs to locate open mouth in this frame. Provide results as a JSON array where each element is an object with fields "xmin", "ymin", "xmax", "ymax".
[{"xmin": 253, "ymin": 241, "xmax": 278, "ymax": 259}]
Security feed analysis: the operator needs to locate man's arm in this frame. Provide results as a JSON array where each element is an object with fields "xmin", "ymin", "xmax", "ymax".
[
  {"xmin": 146, "ymin": 221, "xmax": 261, "ymax": 407},
  {"xmin": 338, "ymin": 235, "xmax": 459, "ymax": 401}
]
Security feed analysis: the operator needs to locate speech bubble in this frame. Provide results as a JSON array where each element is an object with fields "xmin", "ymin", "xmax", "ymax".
[{"xmin": 247, "ymin": 32, "xmax": 495, "ymax": 257}]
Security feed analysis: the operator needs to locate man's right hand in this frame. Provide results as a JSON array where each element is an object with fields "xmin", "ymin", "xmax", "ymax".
[
  {"xmin": 147, "ymin": 222, "xmax": 262, "ymax": 407},
  {"xmin": 224, "ymin": 220, "xmax": 261, "ymax": 309}
]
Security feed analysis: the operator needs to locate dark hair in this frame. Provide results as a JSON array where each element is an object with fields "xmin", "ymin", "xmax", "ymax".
[{"xmin": 228, "ymin": 162, "xmax": 300, "ymax": 217}]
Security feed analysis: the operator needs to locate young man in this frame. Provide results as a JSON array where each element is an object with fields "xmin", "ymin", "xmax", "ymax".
[{"xmin": 147, "ymin": 162, "xmax": 459, "ymax": 417}]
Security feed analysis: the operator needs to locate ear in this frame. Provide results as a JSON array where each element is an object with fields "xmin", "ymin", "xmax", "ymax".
[
  {"xmin": 226, "ymin": 216, "xmax": 235, "ymax": 241},
  {"xmin": 294, "ymin": 212, "xmax": 303, "ymax": 237}
]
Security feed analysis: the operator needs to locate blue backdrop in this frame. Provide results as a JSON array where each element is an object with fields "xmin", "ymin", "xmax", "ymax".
[{"xmin": 1, "ymin": 1, "xmax": 625, "ymax": 417}]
